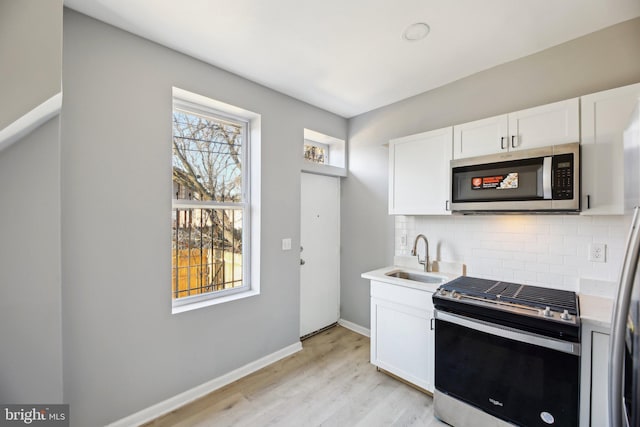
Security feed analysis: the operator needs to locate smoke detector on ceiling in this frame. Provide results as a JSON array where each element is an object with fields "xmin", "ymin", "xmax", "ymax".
[{"xmin": 402, "ymin": 22, "xmax": 430, "ymax": 41}]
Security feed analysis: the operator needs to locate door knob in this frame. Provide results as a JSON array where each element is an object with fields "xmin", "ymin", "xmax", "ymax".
[{"xmin": 300, "ymin": 258, "xmax": 306, "ymax": 265}]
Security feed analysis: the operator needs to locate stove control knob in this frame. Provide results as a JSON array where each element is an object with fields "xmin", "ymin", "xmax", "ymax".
[
  {"xmin": 541, "ymin": 306, "xmax": 553, "ymax": 317},
  {"xmin": 451, "ymin": 291, "xmax": 459, "ymax": 299},
  {"xmin": 439, "ymin": 289, "xmax": 448, "ymax": 296},
  {"xmin": 561, "ymin": 310, "xmax": 572, "ymax": 321}
]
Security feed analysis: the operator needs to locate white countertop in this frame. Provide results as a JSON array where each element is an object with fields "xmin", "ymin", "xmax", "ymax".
[
  {"xmin": 578, "ymin": 293, "xmax": 613, "ymax": 330},
  {"xmin": 363, "ymin": 260, "xmax": 615, "ymax": 329},
  {"xmin": 361, "ymin": 265, "xmax": 460, "ymax": 292},
  {"xmin": 362, "ymin": 256, "xmax": 464, "ymax": 292}
]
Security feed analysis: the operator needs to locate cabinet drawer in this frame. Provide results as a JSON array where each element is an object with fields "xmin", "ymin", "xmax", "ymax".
[{"xmin": 371, "ymin": 280, "xmax": 433, "ymax": 308}]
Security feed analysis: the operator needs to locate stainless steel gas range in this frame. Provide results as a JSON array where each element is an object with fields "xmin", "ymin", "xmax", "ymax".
[{"xmin": 432, "ymin": 276, "xmax": 581, "ymax": 427}]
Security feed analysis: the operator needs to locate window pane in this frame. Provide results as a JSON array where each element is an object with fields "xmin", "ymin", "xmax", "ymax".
[
  {"xmin": 171, "ymin": 208, "xmax": 243, "ymax": 299},
  {"xmin": 304, "ymin": 142, "xmax": 328, "ymax": 164},
  {"xmin": 172, "ymin": 110, "xmax": 243, "ymax": 202}
]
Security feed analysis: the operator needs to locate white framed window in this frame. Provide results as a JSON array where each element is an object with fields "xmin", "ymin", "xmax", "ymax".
[
  {"xmin": 171, "ymin": 88, "xmax": 261, "ymax": 313},
  {"xmin": 301, "ymin": 128, "xmax": 346, "ymax": 177},
  {"xmin": 304, "ymin": 140, "xmax": 329, "ymax": 165}
]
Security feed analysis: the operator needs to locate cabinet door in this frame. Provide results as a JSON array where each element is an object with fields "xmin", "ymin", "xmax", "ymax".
[
  {"xmin": 581, "ymin": 83, "xmax": 640, "ymax": 215},
  {"xmin": 508, "ymin": 98, "xmax": 579, "ymax": 151},
  {"xmin": 425, "ymin": 298, "xmax": 435, "ymax": 393},
  {"xmin": 371, "ymin": 297, "xmax": 433, "ymax": 392},
  {"xmin": 453, "ymin": 114, "xmax": 508, "ymax": 159},
  {"xmin": 590, "ymin": 332, "xmax": 610, "ymax": 426},
  {"xmin": 389, "ymin": 127, "xmax": 452, "ymax": 215}
]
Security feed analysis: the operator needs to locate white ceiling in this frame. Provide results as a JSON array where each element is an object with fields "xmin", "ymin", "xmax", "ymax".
[{"xmin": 64, "ymin": 0, "xmax": 640, "ymax": 118}]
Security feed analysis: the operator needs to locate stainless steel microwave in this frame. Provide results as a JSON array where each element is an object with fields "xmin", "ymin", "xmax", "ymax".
[{"xmin": 450, "ymin": 142, "xmax": 580, "ymax": 213}]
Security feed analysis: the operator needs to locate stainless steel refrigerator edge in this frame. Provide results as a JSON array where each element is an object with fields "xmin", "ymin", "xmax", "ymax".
[{"xmin": 609, "ymin": 99, "xmax": 640, "ymax": 427}]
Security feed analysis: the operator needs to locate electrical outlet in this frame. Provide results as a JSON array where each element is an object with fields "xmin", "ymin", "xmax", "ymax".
[
  {"xmin": 588, "ymin": 243, "xmax": 606, "ymax": 263},
  {"xmin": 400, "ymin": 232, "xmax": 407, "ymax": 248}
]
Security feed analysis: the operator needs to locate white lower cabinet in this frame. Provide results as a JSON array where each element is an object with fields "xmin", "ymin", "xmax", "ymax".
[
  {"xmin": 590, "ymin": 332, "xmax": 610, "ymax": 426},
  {"xmin": 370, "ymin": 280, "xmax": 434, "ymax": 393},
  {"xmin": 580, "ymin": 324, "xmax": 611, "ymax": 426}
]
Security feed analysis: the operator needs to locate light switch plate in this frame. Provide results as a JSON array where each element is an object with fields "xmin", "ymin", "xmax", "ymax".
[
  {"xmin": 282, "ymin": 238, "xmax": 292, "ymax": 251},
  {"xmin": 588, "ymin": 243, "xmax": 606, "ymax": 263}
]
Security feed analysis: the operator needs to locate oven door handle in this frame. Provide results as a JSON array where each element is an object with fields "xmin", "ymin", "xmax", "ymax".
[{"xmin": 434, "ymin": 310, "xmax": 580, "ymax": 356}]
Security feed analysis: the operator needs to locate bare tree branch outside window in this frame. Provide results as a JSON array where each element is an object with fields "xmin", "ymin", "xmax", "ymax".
[{"xmin": 171, "ymin": 108, "xmax": 245, "ymax": 299}]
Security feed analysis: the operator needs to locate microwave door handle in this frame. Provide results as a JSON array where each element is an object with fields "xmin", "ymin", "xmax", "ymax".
[
  {"xmin": 610, "ymin": 206, "xmax": 640, "ymax": 427},
  {"xmin": 543, "ymin": 156, "xmax": 552, "ymax": 199}
]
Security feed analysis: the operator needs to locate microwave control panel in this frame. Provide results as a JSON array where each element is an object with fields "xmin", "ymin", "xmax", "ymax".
[{"xmin": 552, "ymin": 153, "xmax": 574, "ymax": 200}]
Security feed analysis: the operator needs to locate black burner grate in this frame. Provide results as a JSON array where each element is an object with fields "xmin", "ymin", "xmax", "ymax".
[
  {"xmin": 448, "ymin": 276, "xmax": 497, "ymax": 293},
  {"xmin": 442, "ymin": 276, "xmax": 578, "ymax": 315},
  {"xmin": 512, "ymin": 285, "xmax": 578, "ymax": 314},
  {"xmin": 486, "ymin": 282, "xmax": 522, "ymax": 298}
]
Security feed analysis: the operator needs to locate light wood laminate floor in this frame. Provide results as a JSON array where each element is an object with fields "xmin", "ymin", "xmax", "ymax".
[{"xmin": 145, "ymin": 325, "xmax": 447, "ymax": 427}]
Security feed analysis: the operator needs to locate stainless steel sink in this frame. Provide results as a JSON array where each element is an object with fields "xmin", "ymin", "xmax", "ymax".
[{"xmin": 385, "ymin": 270, "xmax": 446, "ymax": 284}]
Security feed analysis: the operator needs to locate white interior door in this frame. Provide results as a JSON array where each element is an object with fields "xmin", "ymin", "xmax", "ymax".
[{"xmin": 300, "ymin": 172, "xmax": 340, "ymax": 337}]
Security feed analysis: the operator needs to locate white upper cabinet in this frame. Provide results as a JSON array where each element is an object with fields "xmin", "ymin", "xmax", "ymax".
[
  {"xmin": 452, "ymin": 115, "xmax": 508, "ymax": 159},
  {"xmin": 388, "ymin": 83, "xmax": 640, "ymax": 216},
  {"xmin": 453, "ymin": 98, "xmax": 579, "ymax": 159},
  {"xmin": 581, "ymin": 82, "xmax": 640, "ymax": 215},
  {"xmin": 508, "ymin": 98, "xmax": 580, "ymax": 151},
  {"xmin": 389, "ymin": 127, "xmax": 453, "ymax": 215}
]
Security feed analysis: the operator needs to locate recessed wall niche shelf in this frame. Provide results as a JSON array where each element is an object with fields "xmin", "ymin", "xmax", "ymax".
[{"xmin": 302, "ymin": 128, "xmax": 346, "ymax": 177}]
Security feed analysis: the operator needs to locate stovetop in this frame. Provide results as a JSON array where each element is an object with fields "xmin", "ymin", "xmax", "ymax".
[
  {"xmin": 433, "ymin": 276, "xmax": 580, "ymax": 341},
  {"xmin": 439, "ymin": 276, "xmax": 578, "ymax": 314}
]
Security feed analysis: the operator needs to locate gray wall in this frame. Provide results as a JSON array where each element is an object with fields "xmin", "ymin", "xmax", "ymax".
[
  {"xmin": 0, "ymin": 0, "xmax": 62, "ymax": 130},
  {"xmin": 0, "ymin": 117, "xmax": 63, "ymax": 403},
  {"xmin": 341, "ymin": 17, "xmax": 640, "ymax": 329},
  {"xmin": 61, "ymin": 9, "xmax": 346, "ymax": 426},
  {"xmin": 0, "ymin": 0, "xmax": 63, "ymax": 405}
]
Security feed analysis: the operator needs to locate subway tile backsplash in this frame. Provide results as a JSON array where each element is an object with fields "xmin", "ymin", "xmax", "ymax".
[{"xmin": 396, "ymin": 214, "xmax": 631, "ymax": 292}]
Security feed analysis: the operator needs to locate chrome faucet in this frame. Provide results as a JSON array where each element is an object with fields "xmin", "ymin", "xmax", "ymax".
[{"xmin": 411, "ymin": 234, "xmax": 430, "ymax": 272}]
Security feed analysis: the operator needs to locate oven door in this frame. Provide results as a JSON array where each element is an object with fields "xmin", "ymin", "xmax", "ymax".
[{"xmin": 435, "ymin": 310, "xmax": 580, "ymax": 427}]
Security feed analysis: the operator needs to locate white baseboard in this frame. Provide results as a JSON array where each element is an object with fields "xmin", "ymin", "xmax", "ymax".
[
  {"xmin": 338, "ymin": 318, "xmax": 370, "ymax": 337},
  {"xmin": 106, "ymin": 341, "xmax": 303, "ymax": 427}
]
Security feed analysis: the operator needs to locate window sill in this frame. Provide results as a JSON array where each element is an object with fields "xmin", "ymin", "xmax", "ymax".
[{"xmin": 172, "ymin": 288, "xmax": 260, "ymax": 314}]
